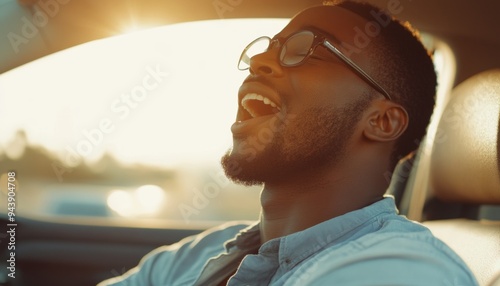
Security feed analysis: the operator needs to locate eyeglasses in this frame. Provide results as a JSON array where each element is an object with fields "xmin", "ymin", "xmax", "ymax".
[{"xmin": 237, "ymin": 28, "xmax": 392, "ymax": 101}]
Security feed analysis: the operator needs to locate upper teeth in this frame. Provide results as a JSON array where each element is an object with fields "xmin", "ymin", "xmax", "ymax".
[{"xmin": 241, "ymin": 93, "xmax": 280, "ymax": 110}]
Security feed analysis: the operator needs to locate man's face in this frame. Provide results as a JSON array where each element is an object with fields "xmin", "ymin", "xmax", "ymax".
[{"xmin": 221, "ymin": 6, "xmax": 377, "ymax": 186}]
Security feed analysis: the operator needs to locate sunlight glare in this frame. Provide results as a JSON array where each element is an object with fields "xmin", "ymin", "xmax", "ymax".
[
  {"xmin": 121, "ymin": 22, "xmax": 147, "ymax": 34},
  {"xmin": 107, "ymin": 185, "xmax": 167, "ymax": 217},
  {"xmin": 135, "ymin": 185, "xmax": 166, "ymax": 215},
  {"xmin": 107, "ymin": 189, "xmax": 134, "ymax": 217}
]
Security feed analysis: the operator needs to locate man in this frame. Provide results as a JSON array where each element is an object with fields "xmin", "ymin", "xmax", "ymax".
[{"xmin": 99, "ymin": 1, "xmax": 478, "ymax": 285}]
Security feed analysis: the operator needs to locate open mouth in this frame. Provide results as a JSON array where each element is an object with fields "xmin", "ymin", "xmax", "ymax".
[{"xmin": 241, "ymin": 93, "xmax": 281, "ymax": 120}]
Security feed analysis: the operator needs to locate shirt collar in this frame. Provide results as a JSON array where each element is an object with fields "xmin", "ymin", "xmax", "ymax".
[
  {"xmin": 225, "ymin": 196, "xmax": 398, "ymax": 270},
  {"xmin": 277, "ymin": 196, "xmax": 397, "ymax": 270},
  {"xmin": 224, "ymin": 221, "xmax": 260, "ymax": 252}
]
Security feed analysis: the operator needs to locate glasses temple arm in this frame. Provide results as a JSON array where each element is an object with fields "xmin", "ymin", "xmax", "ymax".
[{"xmin": 323, "ymin": 40, "xmax": 392, "ymax": 100}]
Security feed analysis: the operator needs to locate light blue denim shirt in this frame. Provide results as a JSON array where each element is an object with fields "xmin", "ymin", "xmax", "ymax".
[{"xmin": 98, "ymin": 197, "xmax": 478, "ymax": 286}]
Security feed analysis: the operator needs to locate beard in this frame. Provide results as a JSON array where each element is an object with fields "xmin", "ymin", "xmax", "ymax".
[{"xmin": 221, "ymin": 97, "xmax": 371, "ymax": 186}]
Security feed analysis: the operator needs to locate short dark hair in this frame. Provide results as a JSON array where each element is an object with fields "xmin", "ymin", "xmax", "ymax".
[{"xmin": 333, "ymin": 1, "xmax": 437, "ymax": 167}]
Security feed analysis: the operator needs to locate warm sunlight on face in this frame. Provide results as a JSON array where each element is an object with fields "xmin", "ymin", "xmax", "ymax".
[{"xmin": 0, "ymin": 19, "xmax": 288, "ymax": 168}]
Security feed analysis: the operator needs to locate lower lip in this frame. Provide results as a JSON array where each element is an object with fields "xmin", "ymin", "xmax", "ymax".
[{"xmin": 231, "ymin": 114, "xmax": 278, "ymax": 136}]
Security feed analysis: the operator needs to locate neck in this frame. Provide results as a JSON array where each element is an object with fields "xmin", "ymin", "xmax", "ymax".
[{"xmin": 258, "ymin": 156, "xmax": 388, "ymax": 243}]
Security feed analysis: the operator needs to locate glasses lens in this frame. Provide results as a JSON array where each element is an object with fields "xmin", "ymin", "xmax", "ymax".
[
  {"xmin": 238, "ymin": 36, "xmax": 270, "ymax": 70},
  {"xmin": 281, "ymin": 31, "xmax": 314, "ymax": 66}
]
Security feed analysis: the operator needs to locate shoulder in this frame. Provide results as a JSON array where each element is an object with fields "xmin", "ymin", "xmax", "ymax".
[
  {"xmin": 97, "ymin": 221, "xmax": 254, "ymax": 286},
  {"xmin": 289, "ymin": 216, "xmax": 478, "ymax": 286}
]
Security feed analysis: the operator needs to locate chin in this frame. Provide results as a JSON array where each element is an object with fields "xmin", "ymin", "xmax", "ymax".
[
  {"xmin": 220, "ymin": 150, "xmax": 266, "ymax": 187},
  {"xmin": 221, "ymin": 145, "xmax": 298, "ymax": 187}
]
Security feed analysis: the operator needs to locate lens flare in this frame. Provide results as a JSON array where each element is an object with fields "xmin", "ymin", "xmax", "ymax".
[{"xmin": 107, "ymin": 185, "xmax": 166, "ymax": 217}]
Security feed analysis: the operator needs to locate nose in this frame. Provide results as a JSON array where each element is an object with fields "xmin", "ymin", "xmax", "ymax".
[{"xmin": 248, "ymin": 48, "xmax": 284, "ymax": 77}]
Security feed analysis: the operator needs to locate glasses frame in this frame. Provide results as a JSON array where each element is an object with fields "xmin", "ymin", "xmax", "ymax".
[{"xmin": 238, "ymin": 27, "xmax": 392, "ymax": 101}]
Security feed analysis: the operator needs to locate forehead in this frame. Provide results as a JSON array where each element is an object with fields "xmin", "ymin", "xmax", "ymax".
[{"xmin": 278, "ymin": 6, "xmax": 370, "ymax": 45}]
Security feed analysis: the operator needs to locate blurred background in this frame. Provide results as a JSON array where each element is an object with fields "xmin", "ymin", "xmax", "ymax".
[
  {"xmin": 0, "ymin": 0, "xmax": 460, "ymax": 224},
  {"xmin": 0, "ymin": 10, "xmax": 291, "ymax": 223}
]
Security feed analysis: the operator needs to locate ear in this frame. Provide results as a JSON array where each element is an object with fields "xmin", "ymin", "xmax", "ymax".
[{"xmin": 363, "ymin": 102, "xmax": 409, "ymax": 142}]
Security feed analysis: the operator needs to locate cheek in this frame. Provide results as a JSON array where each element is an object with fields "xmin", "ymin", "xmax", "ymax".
[{"xmin": 288, "ymin": 68, "xmax": 369, "ymax": 109}]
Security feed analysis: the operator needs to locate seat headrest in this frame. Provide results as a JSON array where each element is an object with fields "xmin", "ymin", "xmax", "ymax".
[{"xmin": 430, "ymin": 69, "xmax": 500, "ymax": 204}]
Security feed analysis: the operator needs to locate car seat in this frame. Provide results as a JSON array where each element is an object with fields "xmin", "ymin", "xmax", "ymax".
[{"xmin": 398, "ymin": 69, "xmax": 500, "ymax": 286}]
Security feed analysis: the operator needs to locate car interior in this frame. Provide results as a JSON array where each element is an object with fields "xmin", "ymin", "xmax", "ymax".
[
  {"xmin": 386, "ymin": 69, "xmax": 500, "ymax": 286},
  {"xmin": 0, "ymin": 0, "xmax": 499, "ymax": 286}
]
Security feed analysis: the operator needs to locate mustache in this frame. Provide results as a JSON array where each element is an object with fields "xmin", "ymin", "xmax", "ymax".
[{"xmin": 243, "ymin": 76, "xmax": 276, "ymax": 90}]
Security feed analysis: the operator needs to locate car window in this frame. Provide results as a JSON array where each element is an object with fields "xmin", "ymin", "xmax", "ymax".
[{"xmin": 0, "ymin": 18, "xmax": 454, "ymax": 225}]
